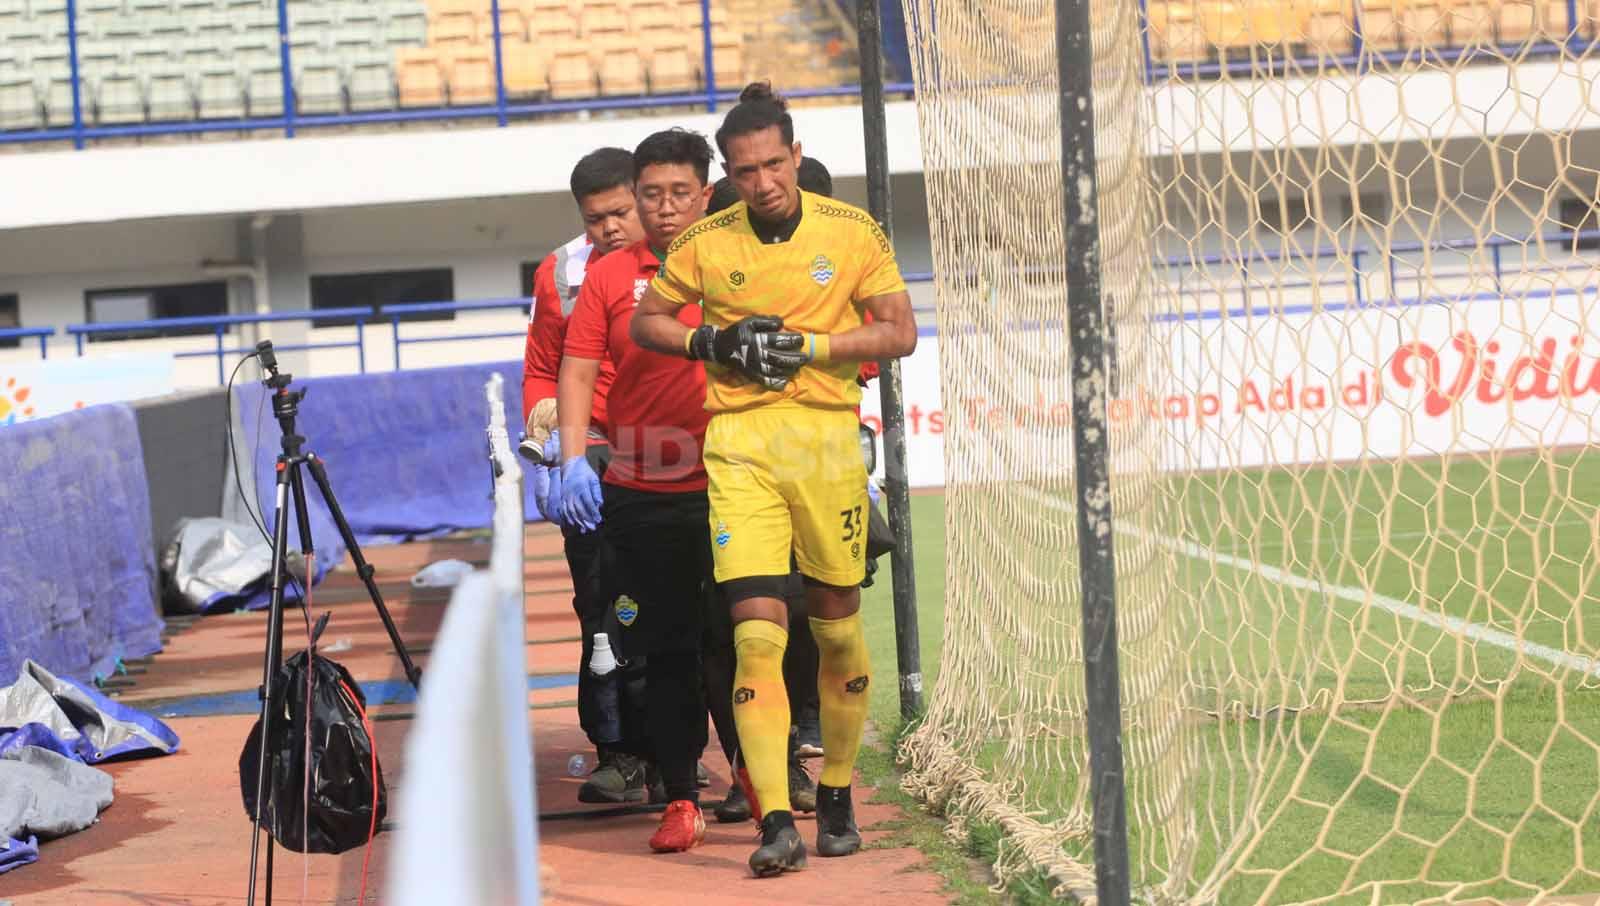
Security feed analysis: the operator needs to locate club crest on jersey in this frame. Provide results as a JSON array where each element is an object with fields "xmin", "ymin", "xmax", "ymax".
[
  {"xmin": 809, "ymin": 255, "xmax": 835, "ymax": 286},
  {"xmin": 729, "ymin": 270, "xmax": 746, "ymax": 288},
  {"xmin": 633, "ymin": 278, "xmax": 649, "ymax": 303},
  {"xmin": 714, "ymin": 521, "xmax": 732, "ymax": 548},
  {"xmin": 614, "ymin": 594, "xmax": 639, "ymax": 626}
]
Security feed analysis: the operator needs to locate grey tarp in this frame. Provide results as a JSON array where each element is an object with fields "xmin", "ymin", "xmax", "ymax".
[{"xmin": 0, "ymin": 746, "xmax": 113, "ymax": 840}]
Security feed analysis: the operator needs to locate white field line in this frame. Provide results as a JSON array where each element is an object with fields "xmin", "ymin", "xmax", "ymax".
[
  {"xmin": 1126, "ymin": 526, "xmax": 1600, "ymax": 680},
  {"xmin": 1226, "ymin": 517, "xmax": 1595, "ymax": 554}
]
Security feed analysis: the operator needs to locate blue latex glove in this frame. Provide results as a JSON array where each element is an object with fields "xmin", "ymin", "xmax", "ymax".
[
  {"xmin": 559, "ymin": 455, "xmax": 604, "ymax": 533},
  {"xmin": 535, "ymin": 431, "xmax": 565, "ymax": 525}
]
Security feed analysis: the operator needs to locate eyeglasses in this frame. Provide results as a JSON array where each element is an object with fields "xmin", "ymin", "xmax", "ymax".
[{"xmin": 638, "ymin": 188, "xmax": 700, "ymax": 211}]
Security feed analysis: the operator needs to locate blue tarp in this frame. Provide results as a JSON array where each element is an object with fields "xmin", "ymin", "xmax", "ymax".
[
  {"xmin": 234, "ymin": 361, "xmax": 535, "ymax": 574},
  {"xmin": 0, "ymin": 405, "xmax": 163, "ymax": 686}
]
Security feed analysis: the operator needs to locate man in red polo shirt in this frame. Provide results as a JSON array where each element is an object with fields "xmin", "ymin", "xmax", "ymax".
[
  {"xmin": 519, "ymin": 146, "xmax": 655, "ymax": 805},
  {"xmin": 555, "ymin": 127, "xmax": 723, "ymax": 853}
]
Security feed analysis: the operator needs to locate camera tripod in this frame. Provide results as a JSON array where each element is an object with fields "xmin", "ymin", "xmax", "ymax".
[{"xmin": 245, "ymin": 340, "xmax": 422, "ymax": 906}]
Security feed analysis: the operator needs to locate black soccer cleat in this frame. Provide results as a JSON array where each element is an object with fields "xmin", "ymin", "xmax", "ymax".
[
  {"xmin": 815, "ymin": 784, "xmax": 862, "ymax": 857},
  {"xmin": 714, "ymin": 782, "xmax": 751, "ymax": 823},
  {"xmin": 748, "ymin": 811, "xmax": 807, "ymax": 877}
]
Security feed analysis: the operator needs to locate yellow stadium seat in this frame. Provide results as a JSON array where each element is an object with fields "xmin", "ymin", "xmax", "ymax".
[
  {"xmin": 711, "ymin": 35, "xmax": 742, "ymax": 83},
  {"xmin": 1199, "ymin": 2, "xmax": 1251, "ymax": 50},
  {"xmin": 1541, "ymin": 0, "xmax": 1577, "ymax": 36},
  {"xmin": 1400, "ymin": 0, "xmax": 1449, "ymax": 47},
  {"xmin": 585, "ymin": 6, "xmax": 631, "ymax": 37},
  {"xmin": 530, "ymin": 8, "xmax": 578, "ymax": 40},
  {"xmin": 598, "ymin": 44, "xmax": 646, "ymax": 95},
  {"xmin": 445, "ymin": 48, "xmax": 496, "ymax": 104},
  {"xmin": 645, "ymin": 34, "xmax": 696, "ymax": 93},
  {"xmin": 481, "ymin": 7, "xmax": 527, "ymax": 42},
  {"xmin": 398, "ymin": 47, "xmax": 446, "ymax": 106},
  {"xmin": 430, "ymin": 11, "xmax": 477, "ymax": 45},
  {"xmin": 548, "ymin": 48, "xmax": 595, "ymax": 98},
  {"xmin": 1150, "ymin": 2, "xmax": 1208, "ymax": 63},
  {"xmin": 1496, "ymin": 0, "xmax": 1537, "ymax": 42},
  {"xmin": 631, "ymin": 1, "xmax": 677, "ymax": 31},
  {"xmin": 1359, "ymin": 0, "xmax": 1403, "ymax": 49},
  {"xmin": 500, "ymin": 41, "xmax": 548, "ymax": 96},
  {"xmin": 1304, "ymin": 0, "xmax": 1355, "ymax": 55},
  {"xmin": 1445, "ymin": 0, "xmax": 1496, "ymax": 43}
]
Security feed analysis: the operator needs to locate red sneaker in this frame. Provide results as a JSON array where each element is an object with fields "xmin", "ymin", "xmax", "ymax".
[{"xmin": 649, "ymin": 800, "xmax": 706, "ymax": 853}]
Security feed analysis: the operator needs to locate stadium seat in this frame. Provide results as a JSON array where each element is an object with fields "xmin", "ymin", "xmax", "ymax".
[
  {"xmin": 1443, "ymin": 0, "xmax": 1495, "ymax": 43},
  {"xmin": 130, "ymin": 39, "xmax": 172, "ymax": 67},
  {"xmin": 711, "ymin": 35, "xmax": 741, "ymax": 83},
  {"xmin": 348, "ymin": 52, "xmax": 396, "ymax": 109},
  {"xmin": 585, "ymin": 5, "xmax": 630, "ymax": 37},
  {"xmin": 127, "ymin": 0, "xmax": 172, "ymax": 13},
  {"xmin": 499, "ymin": 40, "xmax": 546, "ymax": 95},
  {"xmin": 147, "ymin": 63, "xmax": 193, "ymax": 120},
  {"xmin": 481, "ymin": 6, "xmax": 526, "ymax": 41},
  {"xmin": 383, "ymin": 8, "xmax": 429, "ymax": 44},
  {"xmin": 397, "ymin": 46, "xmax": 444, "ymax": 105},
  {"xmin": 529, "ymin": 8, "xmax": 577, "ymax": 39},
  {"xmin": 244, "ymin": 62, "xmax": 283, "ymax": 116},
  {"xmin": 0, "ymin": 71, "xmax": 41, "ymax": 130},
  {"xmin": 431, "ymin": 10, "xmax": 476, "ymax": 45},
  {"xmin": 1151, "ymin": 1, "xmax": 1209, "ymax": 61},
  {"xmin": 1400, "ymin": 0, "xmax": 1449, "ymax": 47},
  {"xmin": 81, "ymin": 0, "xmax": 124, "ymax": 14},
  {"xmin": 1304, "ymin": 0, "xmax": 1355, "ymax": 54},
  {"xmin": 196, "ymin": 61, "xmax": 245, "ymax": 118},
  {"xmin": 294, "ymin": 58, "xmax": 343, "ymax": 113},
  {"xmin": 597, "ymin": 40, "xmax": 645, "ymax": 95},
  {"xmin": 1199, "ymin": 3, "xmax": 1250, "ymax": 51},
  {"xmin": 645, "ymin": 33, "xmax": 695, "ymax": 93},
  {"xmin": 631, "ymin": 1, "xmax": 676, "ymax": 31},
  {"xmin": 229, "ymin": 33, "xmax": 277, "ymax": 71},
  {"xmin": 1541, "ymin": 0, "xmax": 1578, "ymax": 37},
  {"xmin": 93, "ymin": 69, "xmax": 144, "ymax": 123},
  {"xmin": 1359, "ymin": 0, "xmax": 1402, "ymax": 49},
  {"xmin": 444, "ymin": 46, "xmax": 494, "ymax": 103},
  {"xmin": 547, "ymin": 46, "xmax": 593, "ymax": 98}
]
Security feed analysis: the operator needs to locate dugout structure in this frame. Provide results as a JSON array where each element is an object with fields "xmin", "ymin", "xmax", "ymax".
[{"xmin": 896, "ymin": 1, "xmax": 1600, "ymax": 903}]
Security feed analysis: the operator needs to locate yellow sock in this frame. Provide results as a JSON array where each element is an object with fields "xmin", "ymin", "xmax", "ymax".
[
  {"xmin": 732, "ymin": 619, "xmax": 791, "ymax": 816},
  {"xmin": 810, "ymin": 613, "xmax": 871, "ymax": 788}
]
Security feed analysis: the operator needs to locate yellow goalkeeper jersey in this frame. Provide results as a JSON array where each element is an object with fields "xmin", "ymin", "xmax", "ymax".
[{"xmin": 650, "ymin": 189, "xmax": 907, "ymax": 413}]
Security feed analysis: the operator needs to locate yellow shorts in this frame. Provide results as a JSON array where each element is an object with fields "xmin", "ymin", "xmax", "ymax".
[{"xmin": 704, "ymin": 404, "xmax": 869, "ymax": 587}]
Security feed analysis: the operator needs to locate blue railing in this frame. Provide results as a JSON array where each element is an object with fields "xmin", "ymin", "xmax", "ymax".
[
  {"xmin": 0, "ymin": 327, "xmax": 54, "ymax": 358},
  {"xmin": 64, "ymin": 307, "xmax": 372, "ymax": 384},
  {"xmin": 0, "ymin": 0, "xmax": 916, "ymax": 149},
  {"xmin": 382, "ymin": 298, "xmax": 529, "ymax": 370}
]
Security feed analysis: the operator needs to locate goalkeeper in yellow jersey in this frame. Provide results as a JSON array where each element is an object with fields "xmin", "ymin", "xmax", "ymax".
[{"xmin": 631, "ymin": 81, "xmax": 918, "ymax": 877}]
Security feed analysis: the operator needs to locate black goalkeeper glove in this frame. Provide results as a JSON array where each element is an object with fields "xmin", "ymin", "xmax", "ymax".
[{"xmin": 687, "ymin": 315, "xmax": 809, "ymax": 392}]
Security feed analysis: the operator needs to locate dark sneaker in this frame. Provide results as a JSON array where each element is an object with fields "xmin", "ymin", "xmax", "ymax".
[
  {"xmin": 578, "ymin": 751, "xmax": 649, "ymax": 804},
  {"xmin": 793, "ymin": 713, "xmax": 824, "ymax": 760},
  {"xmin": 696, "ymin": 760, "xmax": 711, "ymax": 788},
  {"xmin": 815, "ymin": 784, "xmax": 861, "ymax": 857},
  {"xmin": 714, "ymin": 782, "xmax": 751, "ymax": 823},
  {"xmin": 646, "ymin": 761, "xmax": 667, "ymax": 804},
  {"xmin": 748, "ymin": 811, "xmax": 807, "ymax": 877},
  {"xmin": 788, "ymin": 754, "xmax": 817, "ymax": 813}
]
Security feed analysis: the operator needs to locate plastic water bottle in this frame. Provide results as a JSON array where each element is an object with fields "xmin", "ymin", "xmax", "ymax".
[
  {"xmin": 566, "ymin": 754, "xmax": 588, "ymax": 777},
  {"xmin": 589, "ymin": 632, "xmax": 622, "ymax": 744}
]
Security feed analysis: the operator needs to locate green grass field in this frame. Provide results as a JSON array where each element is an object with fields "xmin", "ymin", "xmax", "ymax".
[{"xmin": 861, "ymin": 450, "xmax": 1600, "ymax": 905}]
